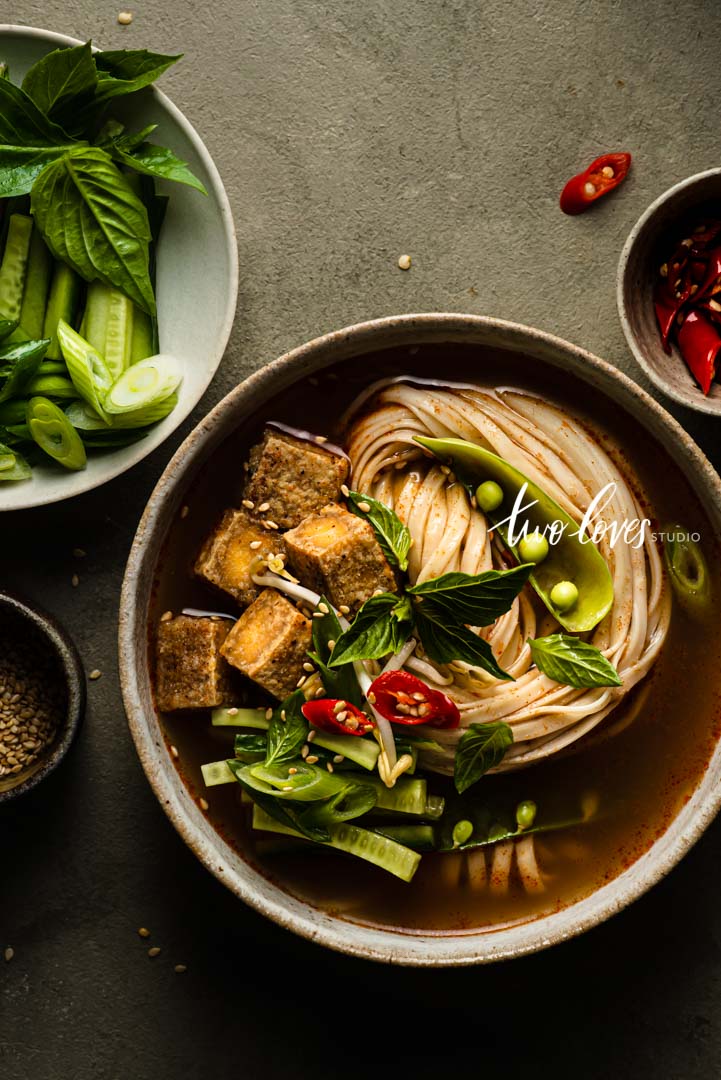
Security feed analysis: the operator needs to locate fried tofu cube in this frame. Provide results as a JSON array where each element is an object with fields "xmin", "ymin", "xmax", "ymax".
[
  {"xmin": 155, "ymin": 615, "xmax": 234, "ymax": 711},
  {"xmin": 284, "ymin": 504, "xmax": 396, "ymax": 612},
  {"xmin": 220, "ymin": 588, "xmax": 312, "ymax": 699},
  {"xmin": 244, "ymin": 427, "xmax": 349, "ymax": 529},
  {"xmin": 194, "ymin": 508, "xmax": 282, "ymax": 606}
]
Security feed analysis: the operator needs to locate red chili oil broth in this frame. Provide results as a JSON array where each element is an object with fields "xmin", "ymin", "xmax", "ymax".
[{"xmin": 149, "ymin": 343, "xmax": 721, "ymax": 933}]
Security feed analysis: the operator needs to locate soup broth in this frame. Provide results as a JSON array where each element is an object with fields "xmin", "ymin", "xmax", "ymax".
[{"xmin": 149, "ymin": 343, "xmax": 721, "ymax": 933}]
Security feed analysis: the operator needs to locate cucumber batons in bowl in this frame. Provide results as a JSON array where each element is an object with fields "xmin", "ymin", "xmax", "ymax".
[{"xmin": 0, "ymin": 25, "xmax": 238, "ymax": 510}]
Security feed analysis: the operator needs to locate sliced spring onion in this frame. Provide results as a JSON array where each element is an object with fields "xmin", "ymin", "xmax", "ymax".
[
  {"xmin": 247, "ymin": 761, "xmax": 350, "ymax": 802},
  {"xmin": 56, "ymin": 319, "xmax": 112, "ymax": 421},
  {"xmin": 27, "ymin": 396, "xmax": 87, "ymax": 471},
  {"xmin": 251, "ymin": 804, "xmax": 421, "ymax": 882},
  {"xmin": 104, "ymin": 354, "xmax": 181, "ymax": 415},
  {"xmin": 64, "ymin": 393, "xmax": 178, "ymax": 432}
]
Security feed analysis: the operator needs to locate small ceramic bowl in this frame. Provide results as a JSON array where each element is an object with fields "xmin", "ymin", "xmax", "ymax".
[
  {"xmin": 618, "ymin": 168, "xmax": 721, "ymax": 416},
  {"xmin": 0, "ymin": 590, "xmax": 85, "ymax": 803}
]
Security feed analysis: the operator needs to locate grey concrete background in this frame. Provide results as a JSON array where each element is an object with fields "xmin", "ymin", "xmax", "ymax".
[{"xmin": 3, "ymin": 1, "xmax": 721, "ymax": 1077}]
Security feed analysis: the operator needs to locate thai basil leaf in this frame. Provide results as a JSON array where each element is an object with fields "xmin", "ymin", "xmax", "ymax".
[
  {"xmin": 309, "ymin": 598, "xmax": 363, "ymax": 706},
  {"xmin": 93, "ymin": 49, "xmax": 182, "ymax": 102},
  {"xmin": 226, "ymin": 760, "xmax": 329, "ymax": 843},
  {"xmin": 453, "ymin": 721, "xmax": 513, "ymax": 794},
  {"xmin": 408, "ymin": 563, "xmax": 533, "ymax": 627},
  {"xmin": 0, "ymin": 145, "xmax": 79, "ymax": 198},
  {"xmin": 233, "ymin": 733, "xmax": 268, "ymax": 764},
  {"xmin": 264, "ymin": 690, "xmax": 308, "ymax": 767},
  {"xmin": 529, "ymin": 633, "xmax": 621, "ymax": 688},
  {"xmin": 414, "ymin": 604, "xmax": 512, "ymax": 681},
  {"xmin": 0, "ymin": 339, "xmax": 49, "ymax": 403},
  {"xmin": 111, "ymin": 141, "xmax": 207, "ymax": 194},
  {"xmin": 21, "ymin": 42, "xmax": 97, "ymax": 127},
  {"xmin": 328, "ymin": 592, "xmax": 413, "ymax": 668},
  {"xmin": 347, "ymin": 490, "xmax": 411, "ymax": 571},
  {"xmin": 31, "ymin": 147, "xmax": 155, "ymax": 314},
  {"xmin": 0, "ymin": 78, "xmax": 79, "ymax": 196},
  {"xmin": 300, "ymin": 783, "xmax": 377, "ymax": 828}
]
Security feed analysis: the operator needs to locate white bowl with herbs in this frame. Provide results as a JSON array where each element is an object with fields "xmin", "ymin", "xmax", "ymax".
[{"xmin": 0, "ymin": 26, "xmax": 238, "ymax": 510}]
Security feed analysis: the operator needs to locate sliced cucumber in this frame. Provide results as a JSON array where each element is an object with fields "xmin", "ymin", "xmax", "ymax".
[
  {"xmin": 18, "ymin": 228, "xmax": 52, "ymax": 340},
  {"xmin": 212, "ymin": 707, "xmax": 270, "ymax": 730},
  {"xmin": 201, "ymin": 760, "xmax": 235, "ymax": 787},
  {"xmin": 104, "ymin": 354, "xmax": 181, "ymax": 415},
  {"xmin": 103, "ymin": 288, "xmax": 134, "ymax": 379},
  {"xmin": 251, "ymin": 805, "xmax": 421, "ymax": 882},
  {"xmin": 349, "ymin": 773, "xmax": 428, "ymax": 815},
  {"xmin": 372, "ymin": 824, "xmax": 436, "ymax": 851},
  {"xmin": 0, "ymin": 215, "xmax": 33, "ymax": 321},
  {"xmin": 43, "ymin": 264, "xmax": 81, "ymax": 359},
  {"xmin": 130, "ymin": 306, "xmax": 155, "ymax": 363}
]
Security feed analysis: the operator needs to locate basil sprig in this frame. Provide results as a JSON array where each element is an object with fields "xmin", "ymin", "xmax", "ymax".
[
  {"xmin": 529, "ymin": 634, "xmax": 621, "ymax": 688},
  {"xmin": 263, "ymin": 690, "xmax": 308, "ymax": 767},
  {"xmin": 308, "ymin": 597, "xmax": 364, "ymax": 705},
  {"xmin": 328, "ymin": 593, "xmax": 413, "ymax": 668},
  {"xmin": 414, "ymin": 605, "xmax": 511, "ymax": 681},
  {"xmin": 453, "ymin": 721, "xmax": 514, "ymax": 793},
  {"xmin": 408, "ymin": 563, "xmax": 533, "ymax": 625},
  {"xmin": 347, "ymin": 490, "xmax": 411, "ymax": 571}
]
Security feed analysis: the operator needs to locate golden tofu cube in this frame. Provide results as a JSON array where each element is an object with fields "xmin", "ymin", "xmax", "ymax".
[
  {"xmin": 220, "ymin": 588, "xmax": 312, "ymax": 700},
  {"xmin": 284, "ymin": 504, "xmax": 396, "ymax": 612},
  {"xmin": 195, "ymin": 508, "xmax": 282, "ymax": 606},
  {"xmin": 244, "ymin": 427, "xmax": 349, "ymax": 529},
  {"xmin": 155, "ymin": 615, "xmax": 235, "ymax": 711}
]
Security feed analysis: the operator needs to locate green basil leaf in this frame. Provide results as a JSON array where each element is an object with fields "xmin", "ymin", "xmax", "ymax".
[
  {"xmin": 347, "ymin": 490, "xmax": 411, "ymax": 571},
  {"xmin": 309, "ymin": 598, "xmax": 363, "ymax": 705},
  {"xmin": 31, "ymin": 147, "xmax": 155, "ymax": 314},
  {"xmin": 528, "ymin": 633, "xmax": 622, "ymax": 688},
  {"xmin": 264, "ymin": 690, "xmax": 308, "ymax": 767},
  {"xmin": 226, "ymin": 761, "xmax": 329, "ymax": 843},
  {"xmin": 328, "ymin": 592, "xmax": 412, "ymax": 667},
  {"xmin": 414, "ymin": 604, "xmax": 512, "ymax": 681},
  {"xmin": 299, "ymin": 783, "xmax": 377, "ymax": 828},
  {"xmin": 233, "ymin": 733, "xmax": 268, "ymax": 764},
  {"xmin": 0, "ymin": 78, "xmax": 79, "ymax": 196},
  {"xmin": 408, "ymin": 563, "xmax": 533, "ymax": 627},
  {"xmin": 93, "ymin": 49, "xmax": 182, "ymax": 102},
  {"xmin": 111, "ymin": 124, "xmax": 157, "ymax": 151},
  {"xmin": 21, "ymin": 42, "xmax": 97, "ymax": 126},
  {"xmin": 0, "ymin": 145, "xmax": 78, "ymax": 198},
  {"xmin": 454, "ymin": 721, "xmax": 513, "ymax": 794},
  {"xmin": 111, "ymin": 141, "xmax": 207, "ymax": 194},
  {"xmin": 0, "ymin": 339, "xmax": 49, "ymax": 403}
]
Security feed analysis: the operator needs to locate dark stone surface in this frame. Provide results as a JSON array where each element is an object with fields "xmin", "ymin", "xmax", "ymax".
[{"xmin": 3, "ymin": 2, "xmax": 721, "ymax": 1076}]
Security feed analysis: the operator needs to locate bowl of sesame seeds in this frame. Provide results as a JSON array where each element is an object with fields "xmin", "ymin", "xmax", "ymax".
[{"xmin": 0, "ymin": 590, "xmax": 85, "ymax": 802}]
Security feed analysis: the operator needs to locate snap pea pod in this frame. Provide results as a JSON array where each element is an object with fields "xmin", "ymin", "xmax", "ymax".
[
  {"xmin": 243, "ymin": 761, "xmax": 351, "ymax": 802},
  {"xmin": 416, "ymin": 436, "xmax": 614, "ymax": 633}
]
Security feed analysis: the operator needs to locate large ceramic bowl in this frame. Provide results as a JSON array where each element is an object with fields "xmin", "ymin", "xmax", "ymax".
[
  {"xmin": 0, "ymin": 25, "xmax": 238, "ymax": 511},
  {"xmin": 119, "ymin": 314, "xmax": 721, "ymax": 966}
]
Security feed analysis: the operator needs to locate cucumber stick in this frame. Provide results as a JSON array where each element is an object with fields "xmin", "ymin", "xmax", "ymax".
[
  {"xmin": 201, "ymin": 760, "xmax": 235, "ymax": 787},
  {"xmin": 251, "ymin": 805, "xmax": 421, "ymax": 882},
  {"xmin": 44, "ymin": 263, "xmax": 81, "ymax": 360},
  {"xmin": 83, "ymin": 283, "xmax": 134, "ymax": 380},
  {"xmin": 130, "ymin": 307, "xmax": 155, "ymax": 363},
  {"xmin": 0, "ymin": 215, "xmax": 33, "ymax": 321},
  {"xmin": 18, "ymin": 228, "xmax": 52, "ymax": 339}
]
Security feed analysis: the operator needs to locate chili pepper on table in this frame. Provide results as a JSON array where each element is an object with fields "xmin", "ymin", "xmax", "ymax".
[
  {"xmin": 559, "ymin": 152, "xmax": 632, "ymax": 215},
  {"xmin": 368, "ymin": 670, "xmax": 460, "ymax": 729},
  {"xmin": 301, "ymin": 697, "xmax": 375, "ymax": 736}
]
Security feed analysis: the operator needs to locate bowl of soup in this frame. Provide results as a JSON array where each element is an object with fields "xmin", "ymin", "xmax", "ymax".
[{"xmin": 119, "ymin": 313, "xmax": 721, "ymax": 965}]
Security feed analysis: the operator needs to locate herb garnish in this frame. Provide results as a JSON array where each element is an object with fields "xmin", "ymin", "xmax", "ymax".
[
  {"xmin": 328, "ymin": 593, "xmax": 414, "ymax": 668},
  {"xmin": 307, "ymin": 597, "xmax": 364, "ymax": 705},
  {"xmin": 414, "ymin": 605, "xmax": 512, "ymax": 681},
  {"xmin": 408, "ymin": 563, "xmax": 533, "ymax": 625},
  {"xmin": 528, "ymin": 634, "xmax": 621, "ymax": 689},
  {"xmin": 347, "ymin": 489, "xmax": 411, "ymax": 571},
  {"xmin": 263, "ymin": 690, "xmax": 308, "ymax": 766},
  {"xmin": 453, "ymin": 721, "xmax": 514, "ymax": 793}
]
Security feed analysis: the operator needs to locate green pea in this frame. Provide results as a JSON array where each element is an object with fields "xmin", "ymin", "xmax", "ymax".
[
  {"xmin": 550, "ymin": 580, "xmax": 579, "ymax": 612},
  {"xmin": 476, "ymin": 480, "xmax": 504, "ymax": 513},
  {"xmin": 516, "ymin": 800, "xmax": 537, "ymax": 831},
  {"xmin": 518, "ymin": 529, "xmax": 549, "ymax": 564},
  {"xmin": 27, "ymin": 397, "xmax": 87, "ymax": 471},
  {"xmin": 452, "ymin": 819, "xmax": 474, "ymax": 847}
]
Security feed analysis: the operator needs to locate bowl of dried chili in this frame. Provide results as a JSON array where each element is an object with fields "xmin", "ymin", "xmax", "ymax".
[{"xmin": 618, "ymin": 168, "xmax": 721, "ymax": 416}]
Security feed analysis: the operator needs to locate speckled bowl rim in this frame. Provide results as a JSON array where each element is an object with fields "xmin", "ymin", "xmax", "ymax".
[
  {"xmin": 0, "ymin": 24, "xmax": 239, "ymax": 509},
  {"xmin": 120, "ymin": 313, "xmax": 721, "ymax": 965},
  {"xmin": 617, "ymin": 167, "xmax": 721, "ymax": 416},
  {"xmin": 0, "ymin": 589, "xmax": 85, "ymax": 803}
]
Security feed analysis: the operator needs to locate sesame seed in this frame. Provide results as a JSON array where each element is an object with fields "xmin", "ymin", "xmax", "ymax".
[
  {"xmin": 160, "ymin": 610, "xmax": 173, "ymax": 622},
  {"xmin": 258, "ymin": 502, "xmax": 271, "ymax": 513},
  {"xmin": 288, "ymin": 767, "xmax": 298, "ymax": 775},
  {"xmin": 138, "ymin": 927, "xmax": 151, "ymax": 938},
  {"xmin": 318, "ymin": 602, "xmax": 329, "ymax": 614},
  {"xmin": 282, "ymin": 784, "xmax": 293, "ymax": 791},
  {"xmin": 307, "ymin": 730, "xmax": 317, "ymax": 742},
  {"xmin": 302, "ymin": 662, "xmax": 314, "ymax": 672},
  {"xmin": 73, "ymin": 547, "xmax": 86, "ymax": 558},
  {"xmin": 326, "ymin": 762, "xmax": 334, "ymax": 773},
  {"xmin": 89, "ymin": 669, "xmax": 102, "ymax": 681},
  {"xmin": 265, "ymin": 520, "xmax": 279, "ymax": 530},
  {"xmin": 228, "ymin": 707, "xmax": 239, "ymax": 716},
  {"xmin": 265, "ymin": 708, "xmax": 273, "ymax": 720},
  {"xmin": 170, "ymin": 745, "xmax": 179, "ymax": 759},
  {"xmin": 71, "ymin": 574, "xmax": 79, "ymax": 587},
  {"xmin": 301, "ymin": 745, "xmax": 309, "ymax": 758},
  {"xmin": 316, "ymin": 435, "xmax": 328, "ymax": 443},
  {"xmin": 357, "ymin": 501, "xmax": 371, "ymax": 513},
  {"xmin": 199, "ymin": 798, "xmax": 209, "ymax": 812},
  {"xmin": 118, "ymin": 10, "xmax": 134, "ymax": 24},
  {"xmin": 280, "ymin": 709, "xmax": 286, "ymax": 721},
  {"xmin": 174, "ymin": 964, "xmax": 187, "ymax": 974},
  {"xmin": 4, "ymin": 947, "xmax": 14, "ymax": 962},
  {"xmin": 312, "ymin": 611, "xmax": 325, "ymax": 619},
  {"xmin": 327, "ymin": 639, "xmax": 336, "ymax": 651},
  {"xmin": 340, "ymin": 484, "xmax": 350, "ymax": 498},
  {"xmin": 314, "ymin": 687, "xmax": 325, "ymax": 698},
  {"xmin": 180, "ymin": 505, "xmax": 190, "ymax": 519},
  {"xmin": 339, "ymin": 605, "xmax": 351, "ymax": 615},
  {"xmin": 242, "ymin": 499, "xmax": 255, "ymax": 509},
  {"xmin": 296, "ymin": 676, "xmax": 306, "ymax": 688},
  {"xmin": 148, "ymin": 947, "xmax": 161, "ymax": 958},
  {"xmin": 398, "ymin": 254, "xmax": 412, "ymax": 270},
  {"xmin": 249, "ymin": 540, "xmax": 262, "ymax": 550},
  {"xmin": 333, "ymin": 754, "xmax": 344, "ymax": 763}
]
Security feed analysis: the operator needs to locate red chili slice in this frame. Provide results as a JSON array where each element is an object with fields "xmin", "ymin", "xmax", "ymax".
[
  {"xmin": 677, "ymin": 309, "xmax": 721, "ymax": 395},
  {"xmin": 559, "ymin": 152, "xmax": 632, "ymax": 215},
  {"xmin": 301, "ymin": 698, "xmax": 375, "ymax": 736},
  {"xmin": 368, "ymin": 670, "xmax": 460, "ymax": 729}
]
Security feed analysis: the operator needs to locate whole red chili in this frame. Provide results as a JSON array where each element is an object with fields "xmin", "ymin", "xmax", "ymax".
[
  {"xmin": 559, "ymin": 152, "xmax": 632, "ymax": 215},
  {"xmin": 368, "ymin": 670, "xmax": 460, "ymax": 729},
  {"xmin": 676, "ymin": 310, "xmax": 721, "ymax": 395},
  {"xmin": 301, "ymin": 698, "xmax": 374, "ymax": 736}
]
